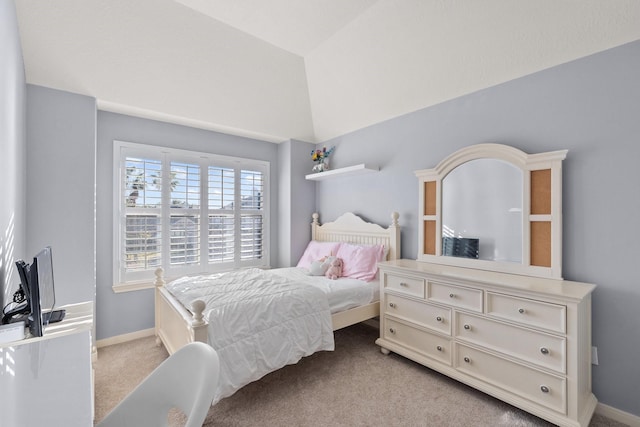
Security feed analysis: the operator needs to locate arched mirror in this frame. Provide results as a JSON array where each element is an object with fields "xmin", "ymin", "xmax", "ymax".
[
  {"xmin": 442, "ymin": 158, "xmax": 523, "ymax": 263},
  {"xmin": 415, "ymin": 143, "xmax": 566, "ymax": 279}
]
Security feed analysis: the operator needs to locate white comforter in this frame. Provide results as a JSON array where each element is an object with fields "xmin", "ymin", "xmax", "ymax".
[{"xmin": 166, "ymin": 268, "xmax": 334, "ymax": 403}]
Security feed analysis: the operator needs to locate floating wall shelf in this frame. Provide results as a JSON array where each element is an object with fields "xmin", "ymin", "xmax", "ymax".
[{"xmin": 305, "ymin": 163, "xmax": 379, "ymax": 181}]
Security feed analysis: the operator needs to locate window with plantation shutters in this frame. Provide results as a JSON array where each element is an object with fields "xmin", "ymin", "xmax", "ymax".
[
  {"xmin": 123, "ymin": 157, "xmax": 163, "ymax": 279},
  {"xmin": 114, "ymin": 141, "xmax": 269, "ymax": 290},
  {"xmin": 208, "ymin": 166, "xmax": 235, "ymax": 263},
  {"xmin": 169, "ymin": 161, "xmax": 201, "ymax": 267},
  {"xmin": 240, "ymin": 170, "xmax": 264, "ymax": 261}
]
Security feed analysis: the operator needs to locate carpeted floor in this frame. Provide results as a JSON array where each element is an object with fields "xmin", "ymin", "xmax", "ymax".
[{"xmin": 94, "ymin": 323, "xmax": 626, "ymax": 427}]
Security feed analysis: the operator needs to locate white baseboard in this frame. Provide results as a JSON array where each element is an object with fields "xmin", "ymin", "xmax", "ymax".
[
  {"xmin": 596, "ymin": 402, "xmax": 640, "ymax": 426},
  {"xmin": 96, "ymin": 328, "xmax": 155, "ymax": 349}
]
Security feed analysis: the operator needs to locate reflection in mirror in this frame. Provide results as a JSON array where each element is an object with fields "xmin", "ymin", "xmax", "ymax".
[{"xmin": 442, "ymin": 159, "xmax": 523, "ymax": 263}]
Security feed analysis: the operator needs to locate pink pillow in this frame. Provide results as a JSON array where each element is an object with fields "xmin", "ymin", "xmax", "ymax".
[
  {"xmin": 335, "ymin": 243, "xmax": 385, "ymax": 282},
  {"xmin": 296, "ymin": 241, "xmax": 342, "ymax": 268}
]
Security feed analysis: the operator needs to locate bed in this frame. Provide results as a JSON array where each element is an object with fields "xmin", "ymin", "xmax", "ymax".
[{"xmin": 153, "ymin": 211, "xmax": 400, "ymax": 402}]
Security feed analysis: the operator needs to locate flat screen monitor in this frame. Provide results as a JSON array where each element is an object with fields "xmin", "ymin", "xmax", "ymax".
[
  {"xmin": 27, "ymin": 258, "xmax": 44, "ymax": 337},
  {"xmin": 35, "ymin": 246, "xmax": 56, "ymax": 316},
  {"xmin": 27, "ymin": 246, "xmax": 57, "ymax": 337}
]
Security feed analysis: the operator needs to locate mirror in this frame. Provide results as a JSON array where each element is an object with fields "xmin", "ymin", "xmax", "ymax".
[
  {"xmin": 415, "ymin": 143, "xmax": 567, "ymax": 279},
  {"xmin": 442, "ymin": 159, "xmax": 522, "ymax": 263}
]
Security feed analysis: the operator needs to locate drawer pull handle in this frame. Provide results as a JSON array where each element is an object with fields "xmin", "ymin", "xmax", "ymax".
[
  {"xmin": 463, "ymin": 357, "xmax": 470, "ymax": 363},
  {"xmin": 463, "ymin": 324, "xmax": 471, "ymax": 330},
  {"xmin": 389, "ymin": 328, "xmax": 396, "ymax": 334},
  {"xmin": 518, "ymin": 308, "xmax": 525, "ymax": 314},
  {"xmin": 436, "ymin": 316, "xmax": 443, "ymax": 322},
  {"xmin": 540, "ymin": 347, "xmax": 550, "ymax": 355},
  {"xmin": 449, "ymin": 293, "xmax": 455, "ymax": 298},
  {"xmin": 389, "ymin": 302, "xmax": 396, "ymax": 308},
  {"xmin": 437, "ymin": 345, "xmax": 443, "ymax": 352},
  {"xmin": 540, "ymin": 385, "xmax": 550, "ymax": 393},
  {"xmin": 400, "ymin": 282, "xmax": 408, "ymax": 287}
]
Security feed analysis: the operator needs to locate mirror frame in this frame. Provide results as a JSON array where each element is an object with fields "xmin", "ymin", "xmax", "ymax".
[{"xmin": 415, "ymin": 143, "xmax": 567, "ymax": 279}]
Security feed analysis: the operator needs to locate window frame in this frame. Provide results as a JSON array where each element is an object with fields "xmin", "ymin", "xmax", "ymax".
[{"xmin": 113, "ymin": 140, "xmax": 270, "ymax": 292}]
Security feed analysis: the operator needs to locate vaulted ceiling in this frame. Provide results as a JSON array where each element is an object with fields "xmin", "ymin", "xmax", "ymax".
[{"xmin": 15, "ymin": 0, "xmax": 640, "ymax": 143}]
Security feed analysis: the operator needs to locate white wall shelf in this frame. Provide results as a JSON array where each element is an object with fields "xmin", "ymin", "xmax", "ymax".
[{"xmin": 305, "ymin": 163, "xmax": 379, "ymax": 181}]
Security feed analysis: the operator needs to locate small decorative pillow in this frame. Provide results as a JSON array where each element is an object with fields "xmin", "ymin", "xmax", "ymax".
[{"xmin": 308, "ymin": 256, "xmax": 332, "ymax": 276}]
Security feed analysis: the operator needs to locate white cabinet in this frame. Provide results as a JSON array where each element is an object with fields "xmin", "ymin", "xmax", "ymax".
[
  {"xmin": 0, "ymin": 301, "xmax": 94, "ymax": 426},
  {"xmin": 376, "ymin": 260, "xmax": 596, "ymax": 427}
]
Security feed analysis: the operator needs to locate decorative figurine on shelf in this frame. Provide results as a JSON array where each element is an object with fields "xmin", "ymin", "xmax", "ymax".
[{"xmin": 310, "ymin": 146, "xmax": 335, "ymax": 172}]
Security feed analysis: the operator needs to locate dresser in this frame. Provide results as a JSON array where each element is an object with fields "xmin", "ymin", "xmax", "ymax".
[{"xmin": 376, "ymin": 259, "xmax": 597, "ymax": 427}]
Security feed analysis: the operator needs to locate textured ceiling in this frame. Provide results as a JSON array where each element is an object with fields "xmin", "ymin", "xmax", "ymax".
[
  {"xmin": 174, "ymin": 0, "xmax": 379, "ymax": 56},
  {"xmin": 15, "ymin": 0, "xmax": 640, "ymax": 143}
]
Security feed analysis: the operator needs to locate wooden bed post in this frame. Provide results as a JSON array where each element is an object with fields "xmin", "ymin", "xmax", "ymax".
[
  {"xmin": 155, "ymin": 267, "xmax": 209, "ymax": 352},
  {"xmin": 154, "ymin": 268, "xmax": 165, "ymax": 347},
  {"xmin": 311, "ymin": 212, "xmax": 320, "ymax": 241},
  {"xmin": 389, "ymin": 212, "xmax": 400, "ymax": 260}
]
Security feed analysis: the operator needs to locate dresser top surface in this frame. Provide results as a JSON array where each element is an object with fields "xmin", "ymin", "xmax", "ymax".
[{"xmin": 379, "ymin": 259, "xmax": 595, "ymax": 300}]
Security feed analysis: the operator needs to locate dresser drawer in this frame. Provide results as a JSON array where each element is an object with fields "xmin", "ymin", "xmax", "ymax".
[
  {"xmin": 385, "ymin": 294, "xmax": 451, "ymax": 335},
  {"xmin": 384, "ymin": 318, "xmax": 452, "ymax": 365},
  {"xmin": 385, "ymin": 273, "xmax": 425, "ymax": 298},
  {"xmin": 428, "ymin": 281, "xmax": 483, "ymax": 312},
  {"xmin": 486, "ymin": 292, "xmax": 566, "ymax": 334},
  {"xmin": 455, "ymin": 312, "xmax": 566, "ymax": 373},
  {"xmin": 456, "ymin": 343, "xmax": 566, "ymax": 414}
]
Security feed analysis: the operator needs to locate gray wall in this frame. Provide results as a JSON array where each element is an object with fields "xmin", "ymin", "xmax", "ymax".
[
  {"xmin": 26, "ymin": 85, "xmax": 96, "ymax": 308},
  {"xmin": 315, "ymin": 40, "xmax": 640, "ymax": 416},
  {"xmin": 96, "ymin": 111, "xmax": 282, "ymax": 340},
  {"xmin": 277, "ymin": 139, "xmax": 316, "ymax": 267},
  {"xmin": 0, "ymin": 0, "xmax": 27, "ymax": 307}
]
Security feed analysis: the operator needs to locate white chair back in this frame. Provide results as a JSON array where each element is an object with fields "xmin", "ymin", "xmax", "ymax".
[{"xmin": 97, "ymin": 341, "xmax": 219, "ymax": 427}]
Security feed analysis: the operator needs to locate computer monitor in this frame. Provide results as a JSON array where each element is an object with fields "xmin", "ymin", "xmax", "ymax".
[
  {"xmin": 2, "ymin": 247, "xmax": 64, "ymax": 332},
  {"xmin": 34, "ymin": 246, "xmax": 56, "ymax": 317},
  {"xmin": 28, "ymin": 246, "xmax": 61, "ymax": 337},
  {"xmin": 27, "ymin": 256, "xmax": 44, "ymax": 337}
]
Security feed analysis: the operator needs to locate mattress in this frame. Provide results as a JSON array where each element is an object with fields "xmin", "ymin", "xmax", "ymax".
[{"xmin": 269, "ymin": 267, "xmax": 379, "ymax": 314}]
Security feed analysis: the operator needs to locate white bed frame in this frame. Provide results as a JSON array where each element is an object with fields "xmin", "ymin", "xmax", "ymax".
[{"xmin": 154, "ymin": 211, "xmax": 401, "ymax": 355}]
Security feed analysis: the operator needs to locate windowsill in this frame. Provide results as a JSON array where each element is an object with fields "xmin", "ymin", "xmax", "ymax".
[{"xmin": 112, "ymin": 281, "xmax": 155, "ymax": 293}]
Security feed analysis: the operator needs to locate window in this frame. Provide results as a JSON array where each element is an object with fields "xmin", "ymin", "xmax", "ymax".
[{"xmin": 114, "ymin": 141, "xmax": 269, "ymax": 290}]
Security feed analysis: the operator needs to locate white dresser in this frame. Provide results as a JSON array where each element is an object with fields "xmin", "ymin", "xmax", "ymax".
[{"xmin": 376, "ymin": 259, "xmax": 597, "ymax": 427}]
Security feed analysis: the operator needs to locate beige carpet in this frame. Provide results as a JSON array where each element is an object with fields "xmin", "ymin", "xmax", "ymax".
[{"xmin": 94, "ymin": 323, "xmax": 625, "ymax": 427}]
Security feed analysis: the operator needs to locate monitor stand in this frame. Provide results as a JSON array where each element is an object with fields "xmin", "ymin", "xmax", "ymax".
[{"xmin": 43, "ymin": 309, "xmax": 66, "ymax": 324}]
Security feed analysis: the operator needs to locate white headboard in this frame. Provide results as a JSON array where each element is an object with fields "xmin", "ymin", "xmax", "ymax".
[{"xmin": 311, "ymin": 212, "xmax": 400, "ymax": 261}]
